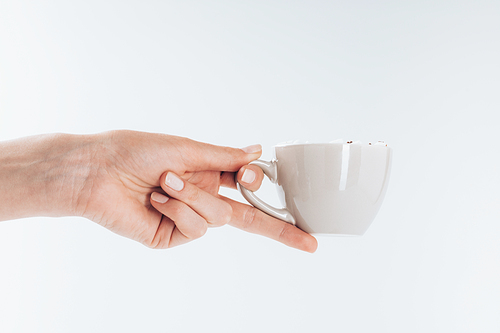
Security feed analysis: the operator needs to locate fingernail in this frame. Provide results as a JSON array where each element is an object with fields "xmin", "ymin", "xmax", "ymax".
[
  {"xmin": 151, "ymin": 192, "xmax": 169, "ymax": 204},
  {"xmin": 241, "ymin": 144, "xmax": 262, "ymax": 154},
  {"xmin": 165, "ymin": 172, "xmax": 184, "ymax": 191},
  {"xmin": 241, "ymin": 169, "xmax": 256, "ymax": 184}
]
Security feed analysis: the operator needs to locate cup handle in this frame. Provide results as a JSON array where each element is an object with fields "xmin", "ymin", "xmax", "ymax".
[{"xmin": 237, "ymin": 160, "xmax": 296, "ymax": 225}]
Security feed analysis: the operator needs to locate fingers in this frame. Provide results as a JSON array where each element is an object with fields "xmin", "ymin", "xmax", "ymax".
[
  {"xmin": 181, "ymin": 139, "xmax": 262, "ymax": 172},
  {"xmin": 221, "ymin": 196, "xmax": 318, "ymax": 253},
  {"xmin": 149, "ymin": 171, "xmax": 235, "ymax": 248},
  {"xmin": 149, "ymin": 193, "xmax": 208, "ymax": 248},
  {"xmin": 235, "ymin": 164, "xmax": 265, "ymax": 191},
  {"xmin": 219, "ymin": 165, "xmax": 265, "ymax": 190},
  {"xmin": 149, "ymin": 169, "xmax": 318, "ymax": 253},
  {"xmin": 160, "ymin": 171, "xmax": 232, "ymax": 227}
]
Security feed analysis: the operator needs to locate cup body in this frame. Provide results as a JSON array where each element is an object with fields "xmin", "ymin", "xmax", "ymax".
[{"xmin": 273, "ymin": 143, "xmax": 392, "ymax": 235}]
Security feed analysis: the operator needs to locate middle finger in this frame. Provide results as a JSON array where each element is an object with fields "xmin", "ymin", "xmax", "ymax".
[{"xmin": 160, "ymin": 171, "xmax": 232, "ymax": 227}]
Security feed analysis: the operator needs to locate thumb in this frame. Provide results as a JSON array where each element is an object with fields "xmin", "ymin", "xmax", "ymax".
[{"xmin": 182, "ymin": 140, "xmax": 262, "ymax": 172}]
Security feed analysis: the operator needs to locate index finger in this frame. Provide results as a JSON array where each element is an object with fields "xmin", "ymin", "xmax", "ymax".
[
  {"xmin": 181, "ymin": 140, "xmax": 262, "ymax": 172},
  {"xmin": 220, "ymin": 196, "xmax": 318, "ymax": 253}
]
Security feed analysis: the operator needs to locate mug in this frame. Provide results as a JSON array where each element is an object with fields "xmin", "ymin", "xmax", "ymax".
[{"xmin": 237, "ymin": 142, "xmax": 392, "ymax": 235}]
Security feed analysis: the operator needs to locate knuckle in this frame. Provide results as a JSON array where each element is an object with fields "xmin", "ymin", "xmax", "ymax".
[
  {"xmin": 222, "ymin": 147, "xmax": 239, "ymax": 166},
  {"xmin": 170, "ymin": 204, "xmax": 184, "ymax": 218},
  {"xmin": 278, "ymin": 224, "xmax": 290, "ymax": 242},
  {"xmin": 143, "ymin": 237, "xmax": 163, "ymax": 250},
  {"xmin": 144, "ymin": 222, "xmax": 169, "ymax": 250},
  {"xmin": 145, "ymin": 240, "xmax": 162, "ymax": 250},
  {"xmin": 225, "ymin": 146, "xmax": 240, "ymax": 159},
  {"xmin": 185, "ymin": 187, "xmax": 200, "ymax": 203},
  {"xmin": 192, "ymin": 222, "xmax": 208, "ymax": 239},
  {"xmin": 211, "ymin": 202, "xmax": 232, "ymax": 226},
  {"xmin": 221, "ymin": 202, "xmax": 233, "ymax": 225},
  {"xmin": 242, "ymin": 205, "xmax": 258, "ymax": 230},
  {"xmin": 142, "ymin": 239, "xmax": 155, "ymax": 248}
]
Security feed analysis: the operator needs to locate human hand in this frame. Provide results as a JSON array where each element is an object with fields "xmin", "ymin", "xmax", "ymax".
[
  {"xmin": 78, "ymin": 131, "xmax": 317, "ymax": 252},
  {"xmin": 0, "ymin": 130, "xmax": 317, "ymax": 252},
  {"xmin": 150, "ymin": 163, "xmax": 317, "ymax": 252}
]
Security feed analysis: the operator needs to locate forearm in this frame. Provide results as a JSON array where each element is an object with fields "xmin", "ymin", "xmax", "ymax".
[{"xmin": 0, "ymin": 134, "xmax": 95, "ymax": 221}]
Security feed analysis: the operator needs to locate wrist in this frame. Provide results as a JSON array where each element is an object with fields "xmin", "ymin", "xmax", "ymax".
[
  {"xmin": 42, "ymin": 133, "xmax": 99, "ymax": 218},
  {"xmin": 0, "ymin": 133, "xmax": 98, "ymax": 221}
]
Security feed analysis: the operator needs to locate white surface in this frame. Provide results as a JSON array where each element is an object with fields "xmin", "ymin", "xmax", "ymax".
[{"xmin": 1, "ymin": 1, "xmax": 499, "ymax": 332}]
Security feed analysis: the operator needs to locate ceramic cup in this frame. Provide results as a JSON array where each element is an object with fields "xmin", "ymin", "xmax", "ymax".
[{"xmin": 237, "ymin": 142, "xmax": 393, "ymax": 235}]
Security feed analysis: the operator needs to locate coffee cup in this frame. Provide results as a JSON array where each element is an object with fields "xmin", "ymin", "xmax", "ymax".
[{"xmin": 237, "ymin": 141, "xmax": 392, "ymax": 235}]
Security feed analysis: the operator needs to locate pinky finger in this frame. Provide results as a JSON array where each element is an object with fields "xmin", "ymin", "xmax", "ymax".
[
  {"xmin": 151, "ymin": 215, "xmax": 198, "ymax": 249},
  {"xmin": 150, "ymin": 192, "xmax": 208, "ymax": 248}
]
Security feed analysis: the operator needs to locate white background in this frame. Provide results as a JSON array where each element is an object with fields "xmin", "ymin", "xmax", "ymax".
[{"xmin": 1, "ymin": 1, "xmax": 499, "ymax": 332}]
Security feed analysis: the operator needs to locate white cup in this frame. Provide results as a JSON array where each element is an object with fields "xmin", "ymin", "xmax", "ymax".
[{"xmin": 237, "ymin": 142, "xmax": 392, "ymax": 235}]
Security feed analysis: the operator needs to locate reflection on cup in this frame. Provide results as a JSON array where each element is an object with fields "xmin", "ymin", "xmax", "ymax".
[{"xmin": 238, "ymin": 141, "xmax": 392, "ymax": 235}]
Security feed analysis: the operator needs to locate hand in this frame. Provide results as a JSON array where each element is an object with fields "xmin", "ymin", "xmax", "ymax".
[
  {"xmin": 77, "ymin": 131, "xmax": 317, "ymax": 252},
  {"xmin": 229, "ymin": 165, "xmax": 317, "ymax": 251},
  {"xmin": 0, "ymin": 131, "xmax": 317, "ymax": 252},
  {"xmin": 150, "ymin": 164, "xmax": 317, "ymax": 252}
]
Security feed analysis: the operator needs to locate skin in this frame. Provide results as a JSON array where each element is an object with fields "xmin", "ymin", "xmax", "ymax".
[{"xmin": 0, "ymin": 130, "xmax": 317, "ymax": 252}]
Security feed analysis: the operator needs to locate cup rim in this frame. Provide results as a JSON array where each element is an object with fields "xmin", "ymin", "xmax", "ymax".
[{"xmin": 274, "ymin": 141, "xmax": 390, "ymax": 148}]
